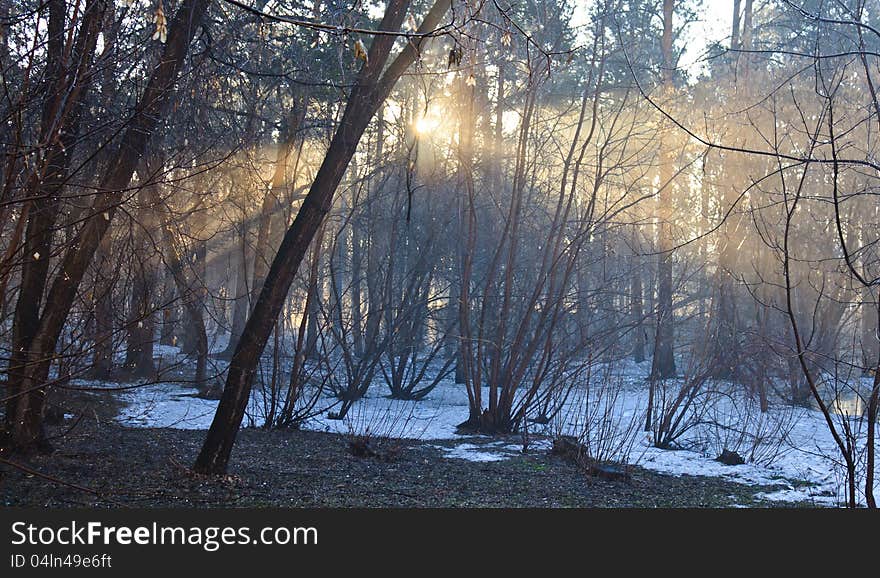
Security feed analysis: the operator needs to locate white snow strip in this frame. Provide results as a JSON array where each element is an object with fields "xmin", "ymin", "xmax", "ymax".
[
  {"xmin": 103, "ymin": 357, "xmax": 878, "ymax": 506},
  {"xmin": 435, "ymin": 443, "xmax": 510, "ymax": 462}
]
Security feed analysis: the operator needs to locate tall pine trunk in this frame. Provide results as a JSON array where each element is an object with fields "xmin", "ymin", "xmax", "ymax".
[{"xmin": 650, "ymin": 0, "xmax": 677, "ymax": 380}]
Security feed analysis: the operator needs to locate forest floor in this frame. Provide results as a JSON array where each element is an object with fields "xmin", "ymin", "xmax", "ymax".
[{"xmin": 0, "ymin": 390, "xmax": 812, "ymax": 508}]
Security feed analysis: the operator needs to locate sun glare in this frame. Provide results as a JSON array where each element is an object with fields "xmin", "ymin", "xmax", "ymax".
[{"xmin": 414, "ymin": 115, "xmax": 440, "ymax": 135}]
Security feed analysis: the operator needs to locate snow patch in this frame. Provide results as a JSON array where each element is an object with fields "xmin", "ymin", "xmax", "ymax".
[
  {"xmin": 105, "ymin": 356, "xmax": 878, "ymax": 507},
  {"xmin": 436, "ymin": 443, "xmax": 512, "ymax": 462}
]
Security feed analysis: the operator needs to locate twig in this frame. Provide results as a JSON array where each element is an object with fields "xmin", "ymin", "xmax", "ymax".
[{"xmin": 0, "ymin": 456, "xmax": 124, "ymax": 506}]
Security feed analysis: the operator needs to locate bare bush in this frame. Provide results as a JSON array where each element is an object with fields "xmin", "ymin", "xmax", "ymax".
[{"xmin": 552, "ymin": 361, "xmax": 643, "ymax": 466}]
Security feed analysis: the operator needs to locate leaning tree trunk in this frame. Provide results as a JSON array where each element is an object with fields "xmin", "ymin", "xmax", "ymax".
[
  {"xmin": 4, "ymin": 0, "xmax": 105, "ymax": 436},
  {"xmin": 194, "ymin": 0, "xmax": 453, "ymax": 474},
  {"xmin": 4, "ymin": 0, "xmax": 214, "ymax": 454}
]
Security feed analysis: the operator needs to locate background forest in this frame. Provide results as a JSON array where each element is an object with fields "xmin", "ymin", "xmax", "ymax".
[{"xmin": 1, "ymin": 0, "xmax": 879, "ymax": 508}]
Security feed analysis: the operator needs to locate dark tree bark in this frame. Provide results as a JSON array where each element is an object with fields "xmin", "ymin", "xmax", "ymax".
[
  {"xmin": 731, "ymin": 0, "xmax": 742, "ymax": 51},
  {"xmin": 194, "ymin": 0, "xmax": 453, "ymax": 474},
  {"xmin": 866, "ymin": 335, "xmax": 879, "ymax": 508},
  {"xmin": 4, "ymin": 0, "xmax": 214, "ymax": 453},
  {"xmin": 123, "ymin": 250, "xmax": 158, "ymax": 379},
  {"xmin": 4, "ymin": 0, "xmax": 106, "ymax": 436}
]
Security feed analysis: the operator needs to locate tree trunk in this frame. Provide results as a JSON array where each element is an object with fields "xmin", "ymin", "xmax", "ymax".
[
  {"xmin": 862, "ymin": 289, "xmax": 878, "ymax": 373},
  {"xmin": 219, "ymin": 223, "xmax": 250, "ymax": 358},
  {"xmin": 351, "ymin": 212, "xmax": 364, "ymax": 358},
  {"xmin": 4, "ymin": 0, "xmax": 214, "ymax": 453},
  {"xmin": 630, "ymin": 252, "xmax": 645, "ymax": 363},
  {"xmin": 3, "ymin": 0, "xmax": 105, "ymax": 440},
  {"xmin": 710, "ymin": 0, "xmax": 753, "ymax": 380},
  {"xmin": 156, "ymin": 208, "xmax": 208, "ymax": 386},
  {"xmin": 651, "ymin": 0, "xmax": 677, "ymax": 380},
  {"xmin": 252, "ymin": 92, "xmax": 308, "ymax": 313},
  {"xmin": 181, "ymin": 240, "xmax": 207, "ymax": 357},
  {"xmin": 89, "ymin": 230, "xmax": 114, "ymax": 379},
  {"xmin": 123, "ymin": 167, "xmax": 160, "ymax": 378},
  {"xmin": 194, "ymin": 0, "xmax": 452, "ymax": 474},
  {"xmin": 160, "ymin": 271, "xmax": 177, "ymax": 346},
  {"xmin": 303, "ymin": 225, "xmax": 325, "ymax": 359}
]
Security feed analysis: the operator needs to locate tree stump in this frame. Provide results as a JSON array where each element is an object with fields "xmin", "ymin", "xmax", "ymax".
[
  {"xmin": 716, "ymin": 449, "xmax": 746, "ymax": 466},
  {"xmin": 551, "ymin": 436, "xmax": 631, "ymax": 482}
]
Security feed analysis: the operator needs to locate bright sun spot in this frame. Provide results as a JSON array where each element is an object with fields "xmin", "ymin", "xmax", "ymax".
[{"xmin": 414, "ymin": 115, "xmax": 440, "ymax": 135}]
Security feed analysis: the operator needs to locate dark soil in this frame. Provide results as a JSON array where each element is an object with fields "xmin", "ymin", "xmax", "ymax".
[{"xmin": 0, "ymin": 397, "xmax": 811, "ymax": 508}]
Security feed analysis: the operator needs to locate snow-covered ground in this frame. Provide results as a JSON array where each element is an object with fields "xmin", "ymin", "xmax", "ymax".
[{"xmin": 102, "ymin": 345, "xmax": 878, "ymax": 507}]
